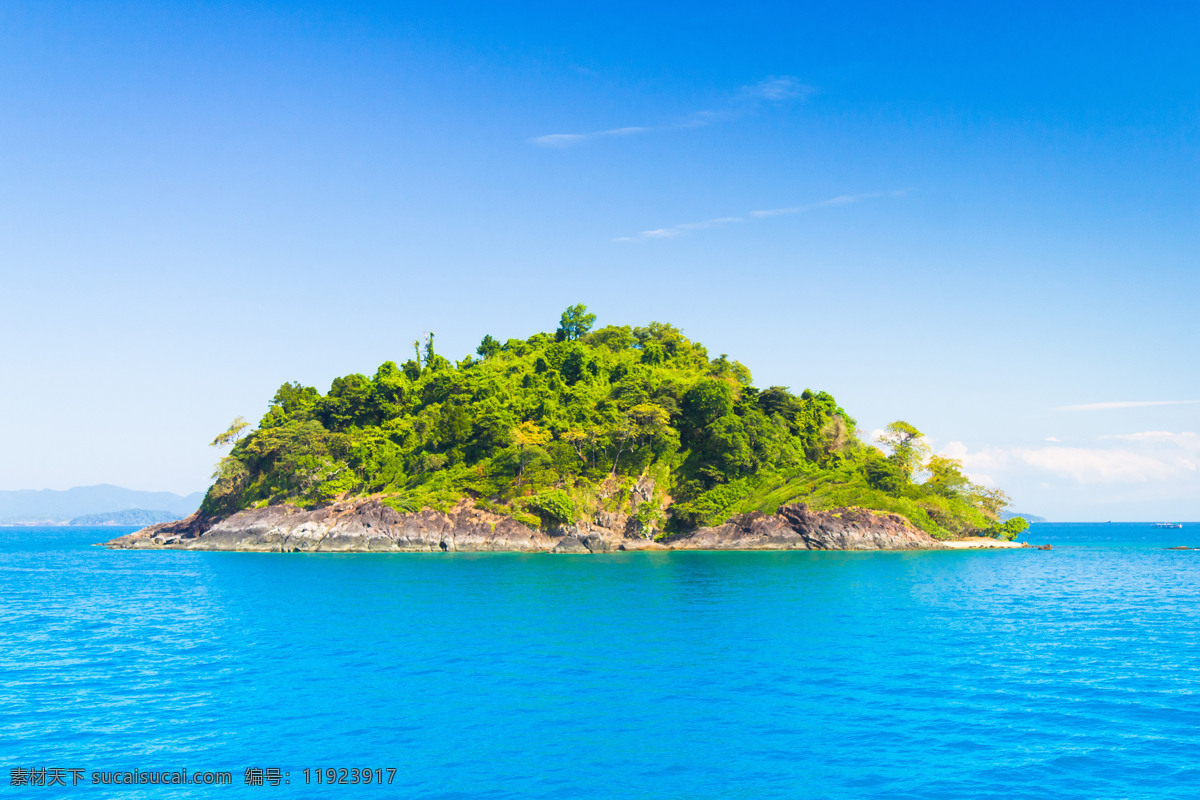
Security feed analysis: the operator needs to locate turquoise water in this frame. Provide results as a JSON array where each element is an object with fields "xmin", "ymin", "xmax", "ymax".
[{"xmin": 4, "ymin": 523, "xmax": 1200, "ymax": 798}]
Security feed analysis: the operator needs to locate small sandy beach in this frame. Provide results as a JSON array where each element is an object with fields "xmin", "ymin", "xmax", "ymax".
[{"xmin": 943, "ymin": 538, "xmax": 1028, "ymax": 549}]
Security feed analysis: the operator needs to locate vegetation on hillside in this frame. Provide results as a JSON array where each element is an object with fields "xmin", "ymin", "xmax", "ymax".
[{"xmin": 203, "ymin": 306, "xmax": 1024, "ymax": 540}]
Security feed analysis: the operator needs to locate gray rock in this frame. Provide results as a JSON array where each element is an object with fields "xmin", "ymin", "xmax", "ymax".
[
  {"xmin": 666, "ymin": 505, "xmax": 947, "ymax": 551},
  {"xmin": 551, "ymin": 536, "xmax": 591, "ymax": 554},
  {"xmin": 103, "ymin": 501, "xmax": 948, "ymax": 553}
]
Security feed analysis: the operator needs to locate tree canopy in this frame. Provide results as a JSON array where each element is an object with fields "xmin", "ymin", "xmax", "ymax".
[
  {"xmin": 556, "ymin": 303, "xmax": 596, "ymax": 342},
  {"xmin": 201, "ymin": 307, "xmax": 1021, "ymax": 539}
]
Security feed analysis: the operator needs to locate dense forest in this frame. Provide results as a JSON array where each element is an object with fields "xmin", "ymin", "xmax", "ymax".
[{"xmin": 204, "ymin": 306, "xmax": 1027, "ymax": 541}]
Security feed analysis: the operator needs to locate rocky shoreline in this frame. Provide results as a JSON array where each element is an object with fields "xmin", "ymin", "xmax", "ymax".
[{"xmin": 101, "ymin": 499, "xmax": 971, "ymax": 553}]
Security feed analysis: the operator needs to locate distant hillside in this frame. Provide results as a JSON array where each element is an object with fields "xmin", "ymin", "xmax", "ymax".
[
  {"xmin": 69, "ymin": 509, "xmax": 185, "ymax": 526},
  {"xmin": 0, "ymin": 485, "xmax": 202, "ymax": 525},
  {"xmin": 1001, "ymin": 511, "xmax": 1047, "ymax": 523}
]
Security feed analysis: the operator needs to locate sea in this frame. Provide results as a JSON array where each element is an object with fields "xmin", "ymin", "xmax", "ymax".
[{"xmin": 3, "ymin": 522, "xmax": 1200, "ymax": 799}]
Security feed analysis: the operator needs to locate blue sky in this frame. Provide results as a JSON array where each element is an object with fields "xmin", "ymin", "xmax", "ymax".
[{"xmin": 2, "ymin": 1, "xmax": 1197, "ymax": 520}]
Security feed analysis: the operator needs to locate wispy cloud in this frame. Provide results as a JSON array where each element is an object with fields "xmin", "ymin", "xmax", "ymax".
[
  {"xmin": 1105, "ymin": 431, "xmax": 1200, "ymax": 445},
  {"xmin": 614, "ymin": 190, "xmax": 905, "ymax": 242},
  {"xmin": 622, "ymin": 216, "xmax": 744, "ymax": 241},
  {"xmin": 1056, "ymin": 400, "xmax": 1198, "ymax": 411},
  {"xmin": 749, "ymin": 190, "xmax": 909, "ymax": 219},
  {"xmin": 530, "ymin": 127, "xmax": 650, "ymax": 148},
  {"xmin": 531, "ymin": 75, "xmax": 812, "ymax": 148},
  {"xmin": 742, "ymin": 76, "xmax": 810, "ymax": 102}
]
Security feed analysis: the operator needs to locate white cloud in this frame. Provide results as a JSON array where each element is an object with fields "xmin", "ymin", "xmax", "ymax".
[
  {"xmin": 1055, "ymin": 400, "xmax": 1197, "ymax": 411},
  {"xmin": 940, "ymin": 441, "xmax": 1008, "ymax": 486},
  {"xmin": 616, "ymin": 190, "xmax": 904, "ymax": 242},
  {"xmin": 944, "ymin": 432, "xmax": 1200, "ymax": 486},
  {"xmin": 1013, "ymin": 446, "xmax": 1188, "ymax": 483},
  {"xmin": 1045, "ymin": 436, "xmax": 1060, "ymax": 442},
  {"xmin": 531, "ymin": 75, "xmax": 808, "ymax": 148},
  {"xmin": 940, "ymin": 441, "xmax": 967, "ymax": 459}
]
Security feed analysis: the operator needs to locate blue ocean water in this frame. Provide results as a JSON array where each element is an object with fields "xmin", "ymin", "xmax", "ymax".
[{"xmin": 3, "ymin": 523, "xmax": 1200, "ymax": 798}]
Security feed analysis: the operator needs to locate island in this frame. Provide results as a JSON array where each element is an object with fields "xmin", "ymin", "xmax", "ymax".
[{"xmin": 105, "ymin": 306, "xmax": 1030, "ymax": 553}]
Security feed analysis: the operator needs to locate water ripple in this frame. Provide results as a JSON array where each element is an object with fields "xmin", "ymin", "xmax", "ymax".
[{"xmin": 2, "ymin": 524, "xmax": 1199, "ymax": 798}]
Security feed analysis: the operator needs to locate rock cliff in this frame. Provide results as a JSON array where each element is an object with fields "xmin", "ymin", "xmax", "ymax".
[
  {"xmin": 665, "ymin": 504, "xmax": 947, "ymax": 551},
  {"xmin": 102, "ymin": 499, "xmax": 946, "ymax": 553}
]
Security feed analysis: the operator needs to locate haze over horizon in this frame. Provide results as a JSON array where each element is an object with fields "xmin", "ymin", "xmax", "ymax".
[{"xmin": 3, "ymin": 2, "xmax": 1197, "ymax": 521}]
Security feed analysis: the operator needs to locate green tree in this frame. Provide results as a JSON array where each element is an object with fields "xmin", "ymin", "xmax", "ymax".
[
  {"xmin": 705, "ymin": 414, "xmax": 755, "ymax": 476},
  {"xmin": 476, "ymin": 334, "xmax": 502, "ymax": 359},
  {"xmin": 555, "ymin": 303, "xmax": 596, "ymax": 342},
  {"xmin": 511, "ymin": 421, "xmax": 551, "ymax": 485},
  {"xmin": 318, "ymin": 374, "xmax": 380, "ymax": 430},
  {"xmin": 924, "ymin": 455, "xmax": 971, "ymax": 498},
  {"xmin": 709, "ymin": 354, "xmax": 752, "ymax": 385},
  {"xmin": 991, "ymin": 516, "xmax": 1029, "ymax": 541},
  {"xmin": 372, "ymin": 361, "xmax": 409, "ymax": 417},
  {"xmin": 528, "ymin": 490, "xmax": 575, "ymax": 525},
  {"xmin": 201, "ymin": 455, "xmax": 249, "ymax": 515},
  {"xmin": 682, "ymin": 378, "xmax": 735, "ymax": 430},
  {"xmin": 863, "ymin": 454, "xmax": 905, "ymax": 494},
  {"xmin": 608, "ymin": 403, "xmax": 671, "ymax": 474},
  {"xmin": 876, "ymin": 421, "xmax": 930, "ymax": 481},
  {"xmin": 974, "ymin": 486, "xmax": 1011, "ymax": 519},
  {"xmin": 210, "ymin": 417, "xmax": 249, "ymax": 448},
  {"xmin": 561, "ymin": 425, "xmax": 603, "ymax": 469}
]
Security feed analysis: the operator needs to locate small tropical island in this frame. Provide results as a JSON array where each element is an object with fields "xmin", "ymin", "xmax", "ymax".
[{"xmin": 107, "ymin": 306, "xmax": 1029, "ymax": 553}]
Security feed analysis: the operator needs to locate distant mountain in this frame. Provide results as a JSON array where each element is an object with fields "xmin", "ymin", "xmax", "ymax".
[
  {"xmin": 69, "ymin": 509, "xmax": 185, "ymax": 526},
  {"xmin": 0, "ymin": 485, "xmax": 202, "ymax": 525},
  {"xmin": 1001, "ymin": 511, "xmax": 1047, "ymax": 523}
]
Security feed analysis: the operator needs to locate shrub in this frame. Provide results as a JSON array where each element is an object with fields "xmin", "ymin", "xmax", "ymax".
[{"xmin": 526, "ymin": 490, "xmax": 575, "ymax": 525}]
